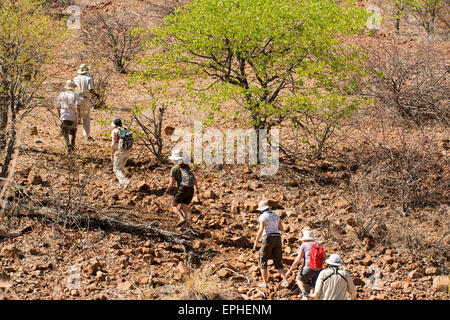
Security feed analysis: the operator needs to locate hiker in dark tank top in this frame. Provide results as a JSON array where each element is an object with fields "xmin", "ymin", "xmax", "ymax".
[{"xmin": 164, "ymin": 150, "xmax": 199, "ymax": 229}]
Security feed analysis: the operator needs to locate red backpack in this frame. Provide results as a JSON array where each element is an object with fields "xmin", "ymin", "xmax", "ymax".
[{"xmin": 309, "ymin": 242, "xmax": 324, "ymax": 269}]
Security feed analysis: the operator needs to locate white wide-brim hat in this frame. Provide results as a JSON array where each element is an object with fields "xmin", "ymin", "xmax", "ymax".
[
  {"xmin": 77, "ymin": 64, "xmax": 90, "ymax": 75},
  {"xmin": 169, "ymin": 150, "xmax": 183, "ymax": 162},
  {"xmin": 325, "ymin": 254, "xmax": 344, "ymax": 266},
  {"xmin": 299, "ymin": 230, "xmax": 317, "ymax": 241},
  {"xmin": 257, "ymin": 200, "xmax": 271, "ymax": 212}
]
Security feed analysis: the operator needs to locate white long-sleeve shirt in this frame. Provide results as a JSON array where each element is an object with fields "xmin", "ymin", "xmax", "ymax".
[
  {"xmin": 314, "ymin": 267, "xmax": 357, "ymax": 300},
  {"xmin": 73, "ymin": 74, "xmax": 94, "ymax": 97},
  {"xmin": 57, "ymin": 91, "xmax": 80, "ymax": 121}
]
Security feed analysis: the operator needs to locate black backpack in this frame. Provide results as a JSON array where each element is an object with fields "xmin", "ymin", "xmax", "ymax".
[
  {"xmin": 323, "ymin": 268, "xmax": 348, "ymax": 283},
  {"xmin": 118, "ymin": 127, "xmax": 133, "ymax": 150}
]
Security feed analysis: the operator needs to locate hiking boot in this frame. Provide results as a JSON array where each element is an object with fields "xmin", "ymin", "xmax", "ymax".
[
  {"xmin": 302, "ymin": 295, "xmax": 308, "ymax": 300},
  {"xmin": 119, "ymin": 180, "xmax": 130, "ymax": 190}
]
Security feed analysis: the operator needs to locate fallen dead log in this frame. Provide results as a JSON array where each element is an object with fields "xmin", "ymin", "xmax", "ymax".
[
  {"xmin": 0, "ymin": 226, "xmax": 32, "ymax": 242},
  {"xmin": 5, "ymin": 202, "xmax": 200, "ymax": 267}
]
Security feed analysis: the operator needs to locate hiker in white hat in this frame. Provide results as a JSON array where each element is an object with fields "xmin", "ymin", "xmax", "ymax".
[
  {"xmin": 56, "ymin": 80, "xmax": 81, "ymax": 153},
  {"xmin": 164, "ymin": 150, "xmax": 200, "ymax": 229},
  {"xmin": 73, "ymin": 64, "xmax": 95, "ymax": 141},
  {"xmin": 252, "ymin": 200, "xmax": 290, "ymax": 289},
  {"xmin": 110, "ymin": 118, "xmax": 133, "ymax": 190},
  {"xmin": 286, "ymin": 229, "xmax": 326, "ymax": 300},
  {"xmin": 314, "ymin": 253, "xmax": 357, "ymax": 300}
]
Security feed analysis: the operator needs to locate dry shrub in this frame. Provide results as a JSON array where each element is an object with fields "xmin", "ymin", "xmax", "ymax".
[
  {"xmin": 136, "ymin": 263, "xmax": 236, "ymax": 300},
  {"xmin": 339, "ymin": 92, "xmax": 449, "ymax": 270},
  {"xmin": 385, "ymin": 206, "xmax": 449, "ymax": 273},
  {"xmin": 80, "ymin": 9, "xmax": 145, "ymax": 74},
  {"xmin": 363, "ymin": 41, "xmax": 449, "ymax": 124}
]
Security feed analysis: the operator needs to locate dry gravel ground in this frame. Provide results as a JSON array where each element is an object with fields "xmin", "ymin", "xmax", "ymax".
[{"xmin": 0, "ymin": 105, "xmax": 448, "ymax": 300}]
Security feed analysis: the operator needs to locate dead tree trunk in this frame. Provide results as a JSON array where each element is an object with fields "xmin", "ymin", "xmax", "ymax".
[{"xmin": 6, "ymin": 202, "xmax": 200, "ymax": 266}]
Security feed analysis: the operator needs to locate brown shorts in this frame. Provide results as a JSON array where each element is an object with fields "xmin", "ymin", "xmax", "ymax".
[
  {"xmin": 173, "ymin": 186, "xmax": 195, "ymax": 205},
  {"xmin": 259, "ymin": 234, "xmax": 283, "ymax": 269}
]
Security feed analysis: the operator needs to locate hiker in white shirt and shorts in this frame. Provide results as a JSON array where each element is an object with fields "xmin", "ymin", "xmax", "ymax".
[{"xmin": 73, "ymin": 64, "xmax": 94, "ymax": 141}]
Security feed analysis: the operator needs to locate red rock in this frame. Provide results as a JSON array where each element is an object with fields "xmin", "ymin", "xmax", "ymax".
[
  {"xmin": 383, "ymin": 255, "xmax": 394, "ymax": 264},
  {"xmin": 96, "ymin": 271, "xmax": 107, "ymax": 281},
  {"xmin": 408, "ymin": 269, "xmax": 423, "ymax": 279},
  {"xmin": 230, "ymin": 236, "xmax": 250, "ymax": 248},
  {"xmin": 117, "ymin": 280, "xmax": 132, "ymax": 291},
  {"xmin": 32, "ymin": 263, "xmax": 53, "ymax": 271},
  {"xmin": 29, "ymin": 126, "xmax": 38, "ymax": 136},
  {"xmin": 242, "ymin": 166, "xmax": 252, "ymax": 174},
  {"xmin": 360, "ymin": 257, "xmax": 373, "ymax": 266},
  {"xmin": 143, "ymin": 254, "xmax": 153, "ymax": 263},
  {"xmin": 425, "ymin": 267, "xmax": 437, "ymax": 275},
  {"xmin": 217, "ymin": 268, "xmax": 230, "ymax": 278},
  {"xmin": 0, "ymin": 272, "xmax": 12, "ymax": 289},
  {"xmin": 353, "ymin": 278, "xmax": 365, "ymax": 286},
  {"xmin": 243, "ymin": 201, "xmax": 258, "ymax": 212},
  {"xmin": 28, "ymin": 248, "xmax": 42, "ymax": 256},
  {"xmin": 177, "ymin": 261, "xmax": 190, "ymax": 275},
  {"xmin": 136, "ymin": 181, "xmax": 150, "ymax": 191},
  {"xmin": 70, "ymin": 289, "xmax": 79, "ymax": 297},
  {"xmin": 1, "ymin": 245, "xmax": 22, "ymax": 258},
  {"xmin": 28, "ymin": 173, "xmax": 42, "ymax": 185},
  {"xmin": 87, "ymin": 258, "xmax": 103, "ymax": 275},
  {"xmin": 432, "ymin": 275, "xmax": 449, "ymax": 292},
  {"xmin": 237, "ymin": 286, "xmax": 247, "ymax": 294},
  {"xmin": 278, "ymin": 289, "xmax": 291, "ymax": 298},
  {"xmin": 164, "ymin": 126, "xmax": 175, "ymax": 136},
  {"xmin": 203, "ymin": 190, "xmax": 217, "ymax": 200}
]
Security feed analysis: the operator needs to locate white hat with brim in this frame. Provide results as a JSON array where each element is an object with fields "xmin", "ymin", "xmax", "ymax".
[
  {"xmin": 77, "ymin": 64, "xmax": 90, "ymax": 75},
  {"xmin": 65, "ymin": 80, "xmax": 77, "ymax": 91},
  {"xmin": 299, "ymin": 230, "xmax": 317, "ymax": 241},
  {"xmin": 325, "ymin": 254, "xmax": 344, "ymax": 266},
  {"xmin": 169, "ymin": 150, "xmax": 183, "ymax": 162},
  {"xmin": 257, "ymin": 200, "xmax": 271, "ymax": 212}
]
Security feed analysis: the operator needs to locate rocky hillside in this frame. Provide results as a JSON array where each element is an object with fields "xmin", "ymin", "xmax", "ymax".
[{"xmin": 0, "ymin": 0, "xmax": 448, "ymax": 300}]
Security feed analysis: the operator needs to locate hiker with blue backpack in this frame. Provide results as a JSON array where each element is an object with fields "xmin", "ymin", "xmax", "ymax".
[
  {"xmin": 164, "ymin": 150, "xmax": 199, "ymax": 229},
  {"xmin": 111, "ymin": 118, "xmax": 133, "ymax": 190},
  {"xmin": 286, "ymin": 229, "xmax": 326, "ymax": 300}
]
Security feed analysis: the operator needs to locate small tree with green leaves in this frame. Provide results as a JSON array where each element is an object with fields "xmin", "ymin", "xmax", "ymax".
[
  {"xmin": 0, "ymin": 0, "xmax": 67, "ymax": 178},
  {"xmin": 138, "ymin": 0, "xmax": 369, "ymax": 162}
]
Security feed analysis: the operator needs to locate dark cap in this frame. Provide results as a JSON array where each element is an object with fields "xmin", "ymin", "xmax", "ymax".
[{"xmin": 112, "ymin": 118, "xmax": 122, "ymax": 127}]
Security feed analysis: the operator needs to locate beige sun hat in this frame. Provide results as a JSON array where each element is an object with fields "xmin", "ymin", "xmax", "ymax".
[
  {"xmin": 77, "ymin": 64, "xmax": 90, "ymax": 75},
  {"xmin": 325, "ymin": 253, "xmax": 344, "ymax": 266},
  {"xmin": 169, "ymin": 149, "xmax": 183, "ymax": 162},
  {"xmin": 257, "ymin": 200, "xmax": 271, "ymax": 212},
  {"xmin": 299, "ymin": 230, "xmax": 317, "ymax": 241},
  {"xmin": 64, "ymin": 80, "xmax": 77, "ymax": 91}
]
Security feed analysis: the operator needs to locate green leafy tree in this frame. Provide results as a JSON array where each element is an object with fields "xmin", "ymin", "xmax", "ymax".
[
  {"xmin": 0, "ymin": 0, "xmax": 67, "ymax": 178},
  {"xmin": 138, "ymin": 0, "xmax": 369, "ymax": 161}
]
